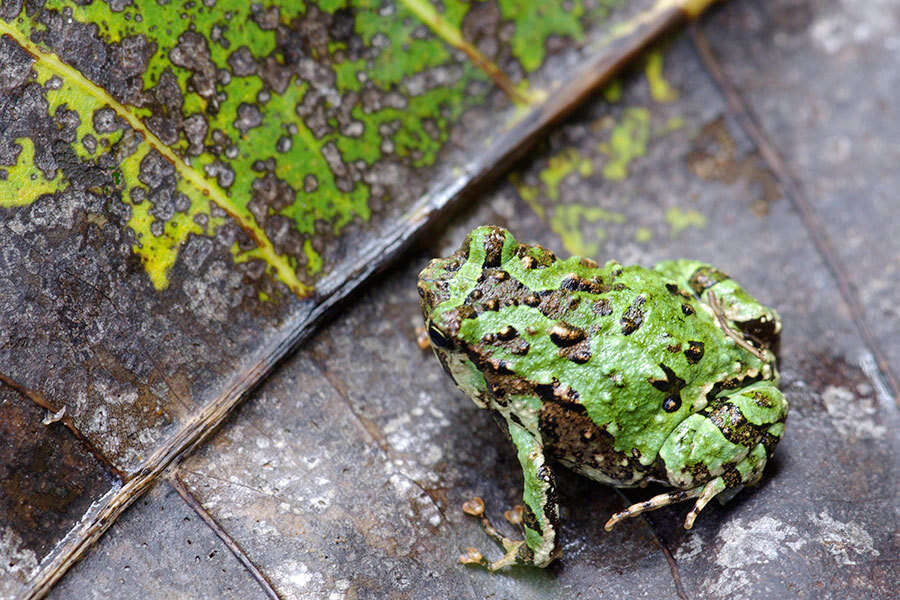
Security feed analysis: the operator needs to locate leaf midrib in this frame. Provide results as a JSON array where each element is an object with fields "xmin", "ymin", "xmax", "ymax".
[{"xmin": 0, "ymin": 21, "xmax": 311, "ymax": 296}]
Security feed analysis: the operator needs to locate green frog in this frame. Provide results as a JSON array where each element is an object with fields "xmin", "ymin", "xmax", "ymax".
[{"xmin": 417, "ymin": 226, "xmax": 787, "ymax": 570}]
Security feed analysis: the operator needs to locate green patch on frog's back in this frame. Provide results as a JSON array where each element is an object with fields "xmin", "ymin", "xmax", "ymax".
[
  {"xmin": 423, "ymin": 226, "xmax": 774, "ymax": 468},
  {"xmin": 448, "ymin": 252, "xmax": 765, "ymax": 460}
]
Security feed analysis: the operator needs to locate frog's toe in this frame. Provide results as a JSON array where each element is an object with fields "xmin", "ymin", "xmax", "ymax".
[
  {"xmin": 504, "ymin": 504, "xmax": 524, "ymax": 526},
  {"xmin": 459, "ymin": 540, "xmax": 531, "ymax": 571},
  {"xmin": 461, "ymin": 497, "xmax": 544, "ymax": 570},
  {"xmin": 459, "ymin": 546, "xmax": 487, "ymax": 566},
  {"xmin": 462, "ymin": 496, "xmax": 513, "ymax": 548},
  {"xmin": 683, "ymin": 477, "xmax": 726, "ymax": 529}
]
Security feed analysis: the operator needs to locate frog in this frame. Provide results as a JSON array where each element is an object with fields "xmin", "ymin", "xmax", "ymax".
[{"xmin": 417, "ymin": 226, "xmax": 787, "ymax": 570}]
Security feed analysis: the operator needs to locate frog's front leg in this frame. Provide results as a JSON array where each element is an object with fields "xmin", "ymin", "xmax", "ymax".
[
  {"xmin": 606, "ymin": 380, "xmax": 787, "ymax": 530},
  {"xmin": 461, "ymin": 418, "xmax": 561, "ymax": 570}
]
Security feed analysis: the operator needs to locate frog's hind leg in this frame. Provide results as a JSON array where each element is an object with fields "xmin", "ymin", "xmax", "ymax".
[
  {"xmin": 614, "ymin": 381, "xmax": 787, "ymax": 530},
  {"xmin": 604, "ymin": 483, "xmax": 714, "ymax": 531},
  {"xmin": 653, "ymin": 259, "xmax": 782, "ymax": 353},
  {"xmin": 628, "ymin": 381, "xmax": 788, "ymax": 529},
  {"xmin": 604, "ymin": 451, "xmax": 755, "ymax": 531}
]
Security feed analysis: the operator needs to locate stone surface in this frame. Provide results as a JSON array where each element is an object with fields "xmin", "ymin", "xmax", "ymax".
[
  {"xmin": 177, "ymin": 30, "xmax": 897, "ymax": 600},
  {"xmin": 47, "ymin": 481, "xmax": 269, "ymax": 600},
  {"xmin": 0, "ymin": 2, "xmax": 681, "ymax": 594},
  {"xmin": 701, "ymin": 0, "xmax": 900, "ymax": 384}
]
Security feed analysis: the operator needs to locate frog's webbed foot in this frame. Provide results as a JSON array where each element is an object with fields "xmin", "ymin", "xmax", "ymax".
[{"xmin": 459, "ymin": 497, "xmax": 532, "ymax": 571}]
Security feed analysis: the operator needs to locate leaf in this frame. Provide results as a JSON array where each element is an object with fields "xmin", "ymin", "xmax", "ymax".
[{"xmin": 1, "ymin": 0, "xmax": 616, "ymax": 296}]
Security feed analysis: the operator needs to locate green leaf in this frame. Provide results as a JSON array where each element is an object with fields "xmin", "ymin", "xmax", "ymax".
[
  {"xmin": 2, "ymin": 1, "xmax": 503, "ymax": 295},
  {"xmin": 0, "ymin": 0, "xmax": 702, "ymax": 298}
]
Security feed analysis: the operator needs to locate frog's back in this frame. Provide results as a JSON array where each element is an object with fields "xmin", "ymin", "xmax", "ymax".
[
  {"xmin": 426, "ymin": 228, "xmax": 769, "ymax": 482},
  {"xmin": 420, "ymin": 227, "xmax": 774, "ymax": 485}
]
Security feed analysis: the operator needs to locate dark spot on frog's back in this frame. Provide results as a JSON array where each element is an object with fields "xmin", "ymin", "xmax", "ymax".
[
  {"xmin": 684, "ymin": 341, "xmax": 705, "ymax": 364},
  {"xmin": 548, "ymin": 322, "xmax": 586, "ymax": 347},
  {"xmin": 496, "ymin": 325, "xmax": 517, "ymax": 340},
  {"xmin": 649, "ymin": 363, "xmax": 686, "ymax": 399},
  {"xmin": 535, "ymin": 380, "xmax": 580, "ymax": 404},
  {"xmin": 488, "ymin": 358, "xmax": 515, "ymax": 375},
  {"xmin": 592, "ymin": 298, "xmax": 612, "ymax": 316},
  {"xmin": 666, "ymin": 282, "xmax": 693, "ymax": 299},
  {"xmin": 560, "ymin": 273, "xmax": 607, "ymax": 294},
  {"xmin": 662, "ymin": 395, "xmax": 681, "ymax": 412},
  {"xmin": 689, "ymin": 265, "xmax": 729, "ymax": 295},
  {"xmin": 560, "ymin": 343, "xmax": 591, "ymax": 364},
  {"xmin": 510, "ymin": 339, "xmax": 530, "ymax": 355},
  {"xmin": 620, "ymin": 295, "xmax": 646, "ymax": 335},
  {"xmin": 482, "ymin": 227, "xmax": 507, "ymax": 267}
]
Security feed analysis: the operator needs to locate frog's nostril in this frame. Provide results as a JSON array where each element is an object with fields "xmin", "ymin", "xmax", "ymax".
[{"xmin": 428, "ymin": 323, "xmax": 452, "ymax": 349}]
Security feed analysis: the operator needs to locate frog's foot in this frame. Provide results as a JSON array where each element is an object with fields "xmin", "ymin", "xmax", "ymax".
[
  {"xmin": 604, "ymin": 485, "xmax": 707, "ymax": 531},
  {"xmin": 459, "ymin": 497, "xmax": 531, "ymax": 571},
  {"xmin": 682, "ymin": 443, "xmax": 771, "ymax": 529},
  {"xmin": 606, "ymin": 442, "xmax": 773, "ymax": 530}
]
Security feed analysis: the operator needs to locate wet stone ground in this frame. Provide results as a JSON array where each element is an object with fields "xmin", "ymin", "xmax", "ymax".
[{"xmin": 3, "ymin": 0, "xmax": 899, "ymax": 598}]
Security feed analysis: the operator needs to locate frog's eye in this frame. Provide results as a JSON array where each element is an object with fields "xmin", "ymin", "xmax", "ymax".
[
  {"xmin": 428, "ymin": 323, "xmax": 453, "ymax": 349},
  {"xmin": 417, "ymin": 283, "xmax": 427, "ymax": 299}
]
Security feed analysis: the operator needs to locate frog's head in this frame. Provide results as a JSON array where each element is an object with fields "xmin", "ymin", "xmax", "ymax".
[
  {"xmin": 417, "ymin": 226, "xmax": 518, "ymax": 405},
  {"xmin": 418, "ymin": 227, "xmax": 497, "ymax": 349}
]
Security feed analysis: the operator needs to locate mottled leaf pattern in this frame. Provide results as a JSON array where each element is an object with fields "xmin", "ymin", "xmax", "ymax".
[{"xmin": 0, "ymin": 0, "xmax": 613, "ymax": 295}]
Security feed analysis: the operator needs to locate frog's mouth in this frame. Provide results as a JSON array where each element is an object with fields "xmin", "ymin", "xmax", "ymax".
[{"xmin": 431, "ymin": 342, "xmax": 458, "ymax": 385}]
